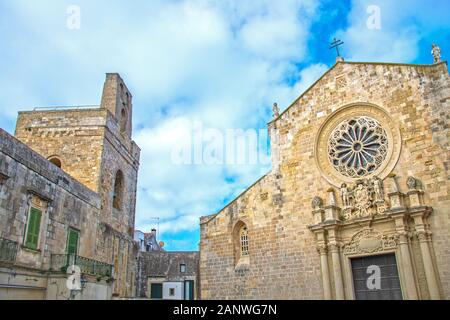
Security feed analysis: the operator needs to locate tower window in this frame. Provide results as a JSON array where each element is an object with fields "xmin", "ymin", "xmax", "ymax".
[
  {"xmin": 48, "ymin": 156, "xmax": 62, "ymax": 168},
  {"xmin": 180, "ymin": 264, "xmax": 187, "ymax": 273},
  {"xmin": 120, "ymin": 108, "xmax": 127, "ymax": 133},
  {"xmin": 113, "ymin": 170, "xmax": 124, "ymax": 210}
]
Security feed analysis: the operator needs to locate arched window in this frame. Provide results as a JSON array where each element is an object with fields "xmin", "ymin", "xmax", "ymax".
[
  {"xmin": 120, "ymin": 108, "xmax": 127, "ymax": 133},
  {"xmin": 48, "ymin": 156, "xmax": 62, "ymax": 168},
  {"xmin": 233, "ymin": 221, "xmax": 249, "ymax": 264},
  {"xmin": 113, "ymin": 170, "xmax": 124, "ymax": 210},
  {"xmin": 240, "ymin": 226, "xmax": 249, "ymax": 257}
]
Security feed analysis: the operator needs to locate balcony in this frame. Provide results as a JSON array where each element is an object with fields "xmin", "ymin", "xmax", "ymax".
[
  {"xmin": 50, "ymin": 254, "xmax": 113, "ymax": 278},
  {"xmin": 0, "ymin": 237, "xmax": 18, "ymax": 263}
]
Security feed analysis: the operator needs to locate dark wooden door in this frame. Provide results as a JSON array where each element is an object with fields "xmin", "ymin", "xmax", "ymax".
[
  {"xmin": 351, "ymin": 253, "xmax": 403, "ymax": 300},
  {"xmin": 150, "ymin": 283, "xmax": 163, "ymax": 299}
]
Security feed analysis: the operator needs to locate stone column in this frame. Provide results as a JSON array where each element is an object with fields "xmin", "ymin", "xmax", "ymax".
[
  {"xmin": 313, "ymin": 229, "xmax": 332, "ymax": 300},
  {"xmin": 329, "ymin": 242, "xmax": 345, "ymax": 300},
  {"xmin": 327, "ymin": 226, "xmax": 345, "ymax": 300},
  {"xmin": 391, "ymin": 214, "xmax": 419, "ymax": 300},
  {"xmin": 412, "ymin": 213, "xmax": 441, "ymax": 300},
  {"xmin": 318, "ymin": 245, "xmax": 332, "ymax": 300}
]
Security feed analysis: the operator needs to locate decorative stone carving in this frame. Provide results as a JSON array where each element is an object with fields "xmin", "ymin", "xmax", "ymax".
[
  {"xmin": 317, "ymin": 244, "xmax": 328, "ymax": 255},
  {"xmin": 373, "ymin": 176, "xmax": 384, "ymax": 201},
  {"xmin": 315, "ymin": 103, "xmax": 402, "ymax": 187},
  {"xmin": 407, "ymin": 176, "xmax": 424, "ymax": 208},
  {"xmin": 407, "ymin": 176, "xmax": 417, "ymax": 190},
  {"xmin": 416, "ymin": 230, "xmax": 430, "ymax": 243},
  {"xmin": 353, "ymin": 180, "xmax": 372, "ymax": 217},
  {"xmin": 327, "ymin": 188, "xmax": 337, "ymax": 206},
  {"xmin": 328, "ymin": 116, "xmax": 389, "ymax": 178},
  {"xmin": 431, "ymin": 44, "xmax": 441, "ymax": 64},
  {"xmin": 344, "ymin": 228, "xmax": 399, "ymax": 255},
  {"xmin": 341, "ymin": 183, "xmax": 351, "ymax": 207},
  {"xmin": 312, "ymin": 196, "xmax": 323, "ymax": 209},
  {"xmin": 339, "ymin": 177, "xmax": 389, "ymax": 220}
]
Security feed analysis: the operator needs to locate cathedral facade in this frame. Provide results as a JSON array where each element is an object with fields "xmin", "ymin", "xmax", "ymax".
[
  {"xmin": 200, "ymin": 60, "xmax": 450, "ymax": 300},
  {"xmin": 0, "ymin": 74, "xmax": 140, "ymax": 299}
]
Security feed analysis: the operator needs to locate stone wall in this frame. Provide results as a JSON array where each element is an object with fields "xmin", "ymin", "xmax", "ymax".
[
  {"xmin": 0, "ymin": 128, "xmax": 112, "ymax": 299},
  {"xmin": 15, "ymin": 108, "xmax": 107, "ymax": 193},
  {"xmin": 200, "ymin": 61, "xmax": 450, "ymax": 300},
  {"xmin": 1, "ymin": 73, "xmax": 141, "ymax": 299}
]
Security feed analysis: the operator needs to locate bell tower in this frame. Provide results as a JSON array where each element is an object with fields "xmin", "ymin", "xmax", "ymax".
[{"xmin": 100, "ymin": 73, "xmax": 133, "ymax": 138}]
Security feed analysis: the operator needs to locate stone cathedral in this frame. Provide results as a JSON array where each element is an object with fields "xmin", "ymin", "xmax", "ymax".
[{"xmin": 200, "ymin": 51, "xmax": 450, "ymax": 300}]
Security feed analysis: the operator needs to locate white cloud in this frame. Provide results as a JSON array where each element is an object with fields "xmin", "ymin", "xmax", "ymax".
[
  {"xmin": 336, "ymin": 0, "xmax": 449, "ymax": 63},
  {"xmin": 0, "ymin": 0, "xmax": 330, "ymax": 250}
]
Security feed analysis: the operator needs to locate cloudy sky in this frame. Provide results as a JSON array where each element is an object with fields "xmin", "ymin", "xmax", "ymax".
[{"xmin": 0, "ymin": 0, "xmax": 449, "ymax": 250}]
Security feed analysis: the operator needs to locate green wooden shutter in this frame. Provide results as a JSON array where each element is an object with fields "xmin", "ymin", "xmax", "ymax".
[
  {"xmin": 151, "ymin": 283, "xmax": 163, "ymax": 299},
  {"xmin": 188, "ymin": 280, "xmax": 195, "ymax": 300},
  {"xmin": 67, "ymin": 229, "xmax": 79, "ymax": 256},
  {"xmin": 25, "ymin": 208, "xmax": 42, "ymax": 250}
]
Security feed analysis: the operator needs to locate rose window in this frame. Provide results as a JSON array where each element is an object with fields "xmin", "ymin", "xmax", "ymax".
[{"xmin": 328, "ymin": 116, "xmax": 388, "ymax": 178}]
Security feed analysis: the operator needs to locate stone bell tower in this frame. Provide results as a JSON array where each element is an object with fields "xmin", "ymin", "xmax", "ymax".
[{"xmin": 14, "ymin": 73, "xmax": 141, "ymax": 297}]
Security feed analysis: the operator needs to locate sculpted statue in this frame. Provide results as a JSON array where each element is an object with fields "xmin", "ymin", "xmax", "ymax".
[
  {"xmin": 273, "ymin": 103, "xmax": 280, "ymax": 118},
  {"xmin": 432, "ymin": 44, "xmax": 441, "ymax": 64},
  {"xmin": 353, "ymin": 181, "xmax": 371, "ymax": 217},
  {"xmin": 341, "ymin": 183, "xmax": 351, "ymax": 207},
  {"xmin": 372, "ymin": 177, "xmax": 384, "ymax": 201}
]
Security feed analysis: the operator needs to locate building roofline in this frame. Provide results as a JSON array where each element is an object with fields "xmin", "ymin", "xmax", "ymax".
[
  {"xmin": 268, "ymin": 60, "xmax": 448, "ymax": 125},
  {"xmin": 17, "ymin": 105, "xmax": 102, "ymax": 114},
  {"xmin": 201, "ymin": 60, "xmax": 448, "ymax": 226},
  {"xmin": 201, "ymin": 172, "xmax": 269, "ymax": 225}
]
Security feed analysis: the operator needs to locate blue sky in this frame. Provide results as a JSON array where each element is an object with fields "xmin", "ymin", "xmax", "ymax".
[{"xmin": 1, "ymin": 0, "xmax": 449, "ymax": 251}]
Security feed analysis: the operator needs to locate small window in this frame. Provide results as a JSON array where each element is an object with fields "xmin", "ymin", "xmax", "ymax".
[
  {"xmin": 120, "ymin": 108, "xmax": 127, "ymax": 133},
  {"xmin": 180, "ymin": 264, "xmax": 187, "ymax": 273},
  {"xmin": 169, "ymin": 288, "xmax": 175, "ymax": 296},
  {"xmin": 113, "ymin": 170, "xmax": 124, "ymax": 210},
  {"xmin": 25, "ymin": 207, "xmax": 42, "ymax": 250},
  {"xmin": 48, "ymin": 157, "xmax": 62, "ymax": 168},
  {"xmin": 240, "ymin": 226, "xmax": 249, "ymax": 257}
]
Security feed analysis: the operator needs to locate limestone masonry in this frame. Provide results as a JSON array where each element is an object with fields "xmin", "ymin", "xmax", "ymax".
[
  {"xmin": 0, "ymin": 73, "xmax": 140, "ymax": 299},
  {"xmin": 200, "ymin": 61, "xmax": 450, "ymax": 300}
]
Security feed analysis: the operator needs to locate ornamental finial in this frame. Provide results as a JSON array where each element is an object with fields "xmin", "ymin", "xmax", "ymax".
[
  {"xmin": 273, "ymin": 103, "xmax": 280, "ymax": 119},
  {"xmin": 432, "ymin": 44, "xmax": 441, "ymax": 64}
]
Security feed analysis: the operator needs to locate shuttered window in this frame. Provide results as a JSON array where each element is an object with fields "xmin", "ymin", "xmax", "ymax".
[
  {"xmin": 67, "ymin": 229, "xmax": 80, "ymax": 256},
  {"xmin": 25, "ymin": 207, "xmax": 42, "ymax": 250}
]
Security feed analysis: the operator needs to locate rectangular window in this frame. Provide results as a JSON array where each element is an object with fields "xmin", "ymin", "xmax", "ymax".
[
  {"xmin": 67, "ymin": 228, "xmax": 80, "ymax": 256},
  {"xmin": 25, "ymin": 207, "xmax": 42, "ymax": 250},
  {"xmin": 169, "ymin": 288, "xmax": 175, "ymax": 296},
  {"xmin": 180, "ymin": 264, "xmax": 186, "ymax": 273}
]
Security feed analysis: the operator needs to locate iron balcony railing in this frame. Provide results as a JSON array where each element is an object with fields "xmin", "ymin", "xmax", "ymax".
[
  {"xmin": 0, "ymin": 237, "xmax": 18, "ymax": 263},
  {"xmin": 50, "ymin": 254, "xmax": 113, "ymax": 278}
]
